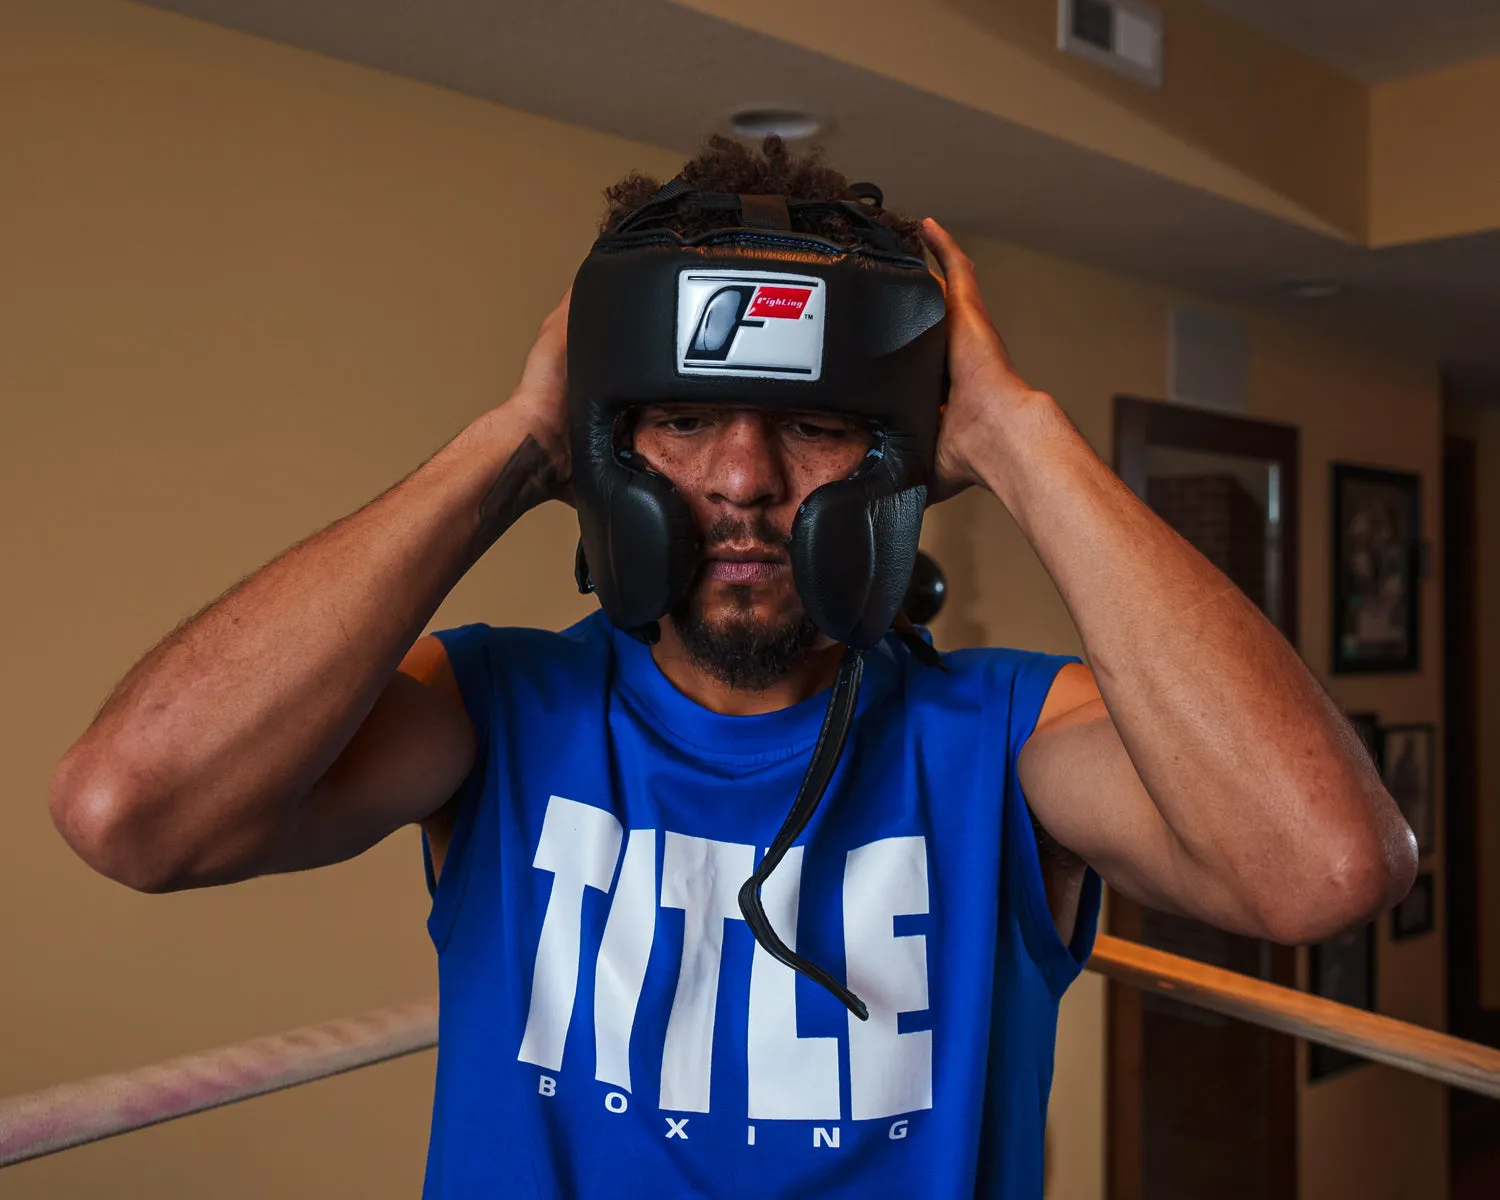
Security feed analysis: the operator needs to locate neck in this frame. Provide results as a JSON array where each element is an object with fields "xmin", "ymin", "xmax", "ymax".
[{"xmin": 649, "ymin": 620, "xmax": 846, "ymax": 715}]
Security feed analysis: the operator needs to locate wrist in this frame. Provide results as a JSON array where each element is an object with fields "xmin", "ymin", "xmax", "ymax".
[
  {"xmin": 447, "ymin": 409, "xmax": 571, "ymax": 568},
  {"xmin": 464, "ymin": 397, "xmax": 572, "ymax": 501},
  {"xmin": 965, "ymin": 389, "xmax": 1074, "ymax": 508}
]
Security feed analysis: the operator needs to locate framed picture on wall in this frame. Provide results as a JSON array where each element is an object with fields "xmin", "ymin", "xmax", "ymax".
[
  {"xmin": 1393, "ymin": 872, "xmax": 1436, "ymax": 940},
  {"xmin": 1383, "ymin": 723, "xmax": 1436, "ymax": 855},
  {"xmin": 1331, "ymin": 464, "xmax": 1421, "ymax": 674},
  {"xmin": 1345, "ymin": 710, "xmax": 1383, "ymax": 770},
  {"xmin": 1307, "ymin": 922, "xmax": 1376, "ymax": 1082}
]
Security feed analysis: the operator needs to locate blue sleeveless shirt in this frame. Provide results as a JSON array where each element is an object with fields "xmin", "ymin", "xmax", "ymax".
[{"xmin": 421, "ymin": 612, "xmax": 1100, "ymax": 1199}]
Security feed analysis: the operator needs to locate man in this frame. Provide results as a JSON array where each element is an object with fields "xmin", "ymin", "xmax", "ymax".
[{"xmin": 50, "ymin": 137, "xmax": 1415, "ymax": 1197}]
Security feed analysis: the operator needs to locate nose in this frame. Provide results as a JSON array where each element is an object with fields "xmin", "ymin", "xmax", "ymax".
[{"xmin": 705, "ymin": 412, "xmax": 787, "ymax": 510}]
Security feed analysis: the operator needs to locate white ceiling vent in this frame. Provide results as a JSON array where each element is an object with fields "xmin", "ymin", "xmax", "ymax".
[{"xmin": 1058, "ymin": 0, "xmax": 1164, "ymax": 87}]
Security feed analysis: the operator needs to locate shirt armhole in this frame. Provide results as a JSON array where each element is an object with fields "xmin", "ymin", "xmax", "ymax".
[
  {"xmin": 424, "ymin": 624, "xmax": 496, "ymax": 953},
  {"xmin": 1004, "ymin": 655, "xmax": 1104, "ymax": 999}
]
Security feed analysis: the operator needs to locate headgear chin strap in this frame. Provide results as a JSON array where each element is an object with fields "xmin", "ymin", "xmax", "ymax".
[{"xmin": 567, "ymin": 179, "xmax": 947, "ymax": 1019}]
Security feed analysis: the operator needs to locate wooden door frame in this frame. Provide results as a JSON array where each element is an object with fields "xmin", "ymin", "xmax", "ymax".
[
  {"xmin": 1107, "ymin": 396, "xmax": 1300, "ymax": 1200},
  {"xmin": 1443, "ymin": 430, "xmax": 1496, "ymax": 1046},
  {"xmin": 1443, "ymin": 431, "xmax": 1490, "ymax": 1045}
]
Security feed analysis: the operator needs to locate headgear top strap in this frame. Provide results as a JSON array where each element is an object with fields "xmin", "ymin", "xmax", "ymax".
[
  {"xmin": 613, "ymin": 178, "xmax": 911, "ymax": 258},
  {"xmin": 737, "ymin": 193, "xmax": 792, "ymax": 230}
]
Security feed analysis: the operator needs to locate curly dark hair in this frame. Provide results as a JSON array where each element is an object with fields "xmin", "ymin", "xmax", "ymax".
[{"xmin": 600, "ymin": 134, "xmax": 924, "ymax": 257}]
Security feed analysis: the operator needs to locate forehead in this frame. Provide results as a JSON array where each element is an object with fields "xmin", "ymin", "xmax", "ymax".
[{"xmin": 635, "ymin": 403, "xmax": 865, "ymax": 425}]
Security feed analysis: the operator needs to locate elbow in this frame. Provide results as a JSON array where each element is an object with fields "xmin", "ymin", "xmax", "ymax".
[
  {"xmin": 49, "ymin": 747, "xmax": 184, "ymax": 894},
  {"xmin": 1259, "ymin": 815, "xmax": 1419, "ymax": 946}
]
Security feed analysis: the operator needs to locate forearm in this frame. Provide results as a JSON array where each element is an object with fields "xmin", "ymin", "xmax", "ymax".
[
  {"xmin": 52, "ymin": 403, "xmax": 563, "ymax": 872},
  {"xmin": 976, "ymin": 394, "xmax": 1413, "ymax": 930}
]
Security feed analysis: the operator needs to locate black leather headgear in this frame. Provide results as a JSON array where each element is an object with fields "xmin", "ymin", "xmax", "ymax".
[
  {"xmin": 567, "ymin": 180, "xmax": 947, "ymax": 649},
  {"xmin": 566, "ymin": 179, "xmax": 948, "ymax": 1020}
]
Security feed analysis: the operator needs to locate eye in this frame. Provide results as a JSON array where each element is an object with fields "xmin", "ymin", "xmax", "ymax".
[
  {"xmin": 652, "ymin": 412, "xmax": 707, "ymax": 435},
  {"xmin": 786, "ymin": 417, "xmax": 854, "ymax": 440}
]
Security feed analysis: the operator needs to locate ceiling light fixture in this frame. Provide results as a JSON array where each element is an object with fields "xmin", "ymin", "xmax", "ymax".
[
  {"xmin": 728, "ymin": 105, "xmax": 823, "ymax": 141},
  {"xmin": 1281, "ymin": 279, "xmax": 1344, "ymax": 300}
]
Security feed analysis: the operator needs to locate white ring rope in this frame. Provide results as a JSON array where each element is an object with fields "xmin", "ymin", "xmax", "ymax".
[
  {"xmin": 0, "ymin": 999, "xmax": 436, "ymax": 1168},
  {"xmin": 4, "ymin": 936, "xmax": 1500, "ymax": 1169}
]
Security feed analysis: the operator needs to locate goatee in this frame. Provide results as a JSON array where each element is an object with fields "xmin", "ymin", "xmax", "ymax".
[{"xmin": 669, "ymin": 513, "xmax": 820, "ymax": 691}]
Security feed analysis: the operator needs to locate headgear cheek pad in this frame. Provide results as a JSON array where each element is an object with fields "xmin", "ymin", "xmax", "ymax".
[
  {"xmin": 565, "ymin": 185, "xmax": 947, "ymax": 1020},
  {"xmin": 566, "ymin": 188, "xmax": 947, "ymax": 649}
]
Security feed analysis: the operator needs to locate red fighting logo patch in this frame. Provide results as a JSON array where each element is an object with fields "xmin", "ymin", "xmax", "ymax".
[
  {"xmin": 677, "ymin": 270, "xmax": 825, "ymax": 379},
  {"xmin": 746, "ymin": 286, "xmax": 813, "ymax": 319}
]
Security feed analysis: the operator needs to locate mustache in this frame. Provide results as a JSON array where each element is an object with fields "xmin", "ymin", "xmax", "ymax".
[{"xmin": 702, "ymin": 513, "xmax": 790, "ymax": 555}]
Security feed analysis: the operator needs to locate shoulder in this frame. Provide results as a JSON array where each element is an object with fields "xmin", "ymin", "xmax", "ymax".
[
  {"xmin": 419, "ymin": 612, "xmax": 614, "ymax": 723},
  {"xmin": 429, "ymin": 611, "xmax": 610, "ymax": 654},
  {"xmin": 415, "ymin": 614, "xmax": 612, "ymax": 850},
  {"xmin": 896, "ymin": 636, "xmax": 1083, "ymax": 707},
  {"xmin": 895, "ymin": 641, "xmax": 1096, "ymax": 934},
  {"xmin": 936, "ymin": 643, "xmax": 1078, "ymax": 677},
  {"xmin": 1033, "ymin": 661, "xmax": 1102, "ymax": 732},
  {"xmin": 427, "ymin": 612, "xmax": 612, "ymax": 677},
  {"xmin": 879, "ymin": 635, "xmax": 1087, "ymax": 747}
]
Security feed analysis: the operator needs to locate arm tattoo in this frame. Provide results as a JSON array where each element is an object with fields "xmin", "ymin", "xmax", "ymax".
[{"xmin": 469, "ymin": 435, "xmax": 566, "ymax": 563}]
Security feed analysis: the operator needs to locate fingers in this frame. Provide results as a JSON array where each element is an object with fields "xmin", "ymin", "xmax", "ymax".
[
  {"xmin": 514, "ymin": 287, "xmax": 572, "ymax": 405},
  {"xmin": 540, "ymin": 286, "xmax": 572, "ymax": 335},
  {"xmin": 533, "ymin": 287, "xmax": 572, "ymax": 354},
  {"xmin": 919, "ymin": 218, "xmax": 977, "ymax": 301},
  {"xmin": 921, "ymin": 218, "xmax": 1022, "ymax": 378}
]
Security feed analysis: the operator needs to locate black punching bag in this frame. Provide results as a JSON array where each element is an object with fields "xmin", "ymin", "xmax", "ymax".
[{"xmin": 900, "ymin": 550, "xmax": 947, "ymax": 626}]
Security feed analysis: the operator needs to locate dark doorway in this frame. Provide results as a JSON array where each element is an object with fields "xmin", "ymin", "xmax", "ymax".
[
  {"xmin": 1108, "ymin": 397, "xmax": 1299, "ymax": 1200},
  {"xmin": 1443, "ymin": 430, "xmax": 1500, "ymax": 1199}
]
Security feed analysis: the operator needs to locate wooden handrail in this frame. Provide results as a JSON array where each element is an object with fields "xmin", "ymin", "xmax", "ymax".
[
  {"xmin": 1088, "ymin": 933, "xmax": 1500, "ymax": 1099},
  {"xmin": 3, "ymin": 937, "xmax": 1497, "ymax": 1169}
]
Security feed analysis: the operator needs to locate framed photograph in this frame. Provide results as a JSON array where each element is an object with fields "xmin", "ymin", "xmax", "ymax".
[
  {"xmin": 1393, "ymin": 872, "xmax": 1436, "ymax": 940},
  {"xmin": 1383, "ymin": 723, "xmax": 1435, "ymax": 855},
  {"xmin": 1331, "ymin": 464, "xmax": 1421, "ymax": 674},
  {"xmin": 1345, "ymin": 711, "xmax": 1383, "ymax": 770},
  {"xmin": 1308, "ymin": 922, "xmax": 1375, "ymax": 1082}
]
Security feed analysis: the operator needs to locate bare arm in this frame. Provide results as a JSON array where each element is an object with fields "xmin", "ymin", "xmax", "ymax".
[
  {"xmin": 49, "ymin": 295, "xmax": 572, "ymax": 892},
  {"xmin": 921, "ymin": 221, "xmax": 1416, "ymax": 944}
]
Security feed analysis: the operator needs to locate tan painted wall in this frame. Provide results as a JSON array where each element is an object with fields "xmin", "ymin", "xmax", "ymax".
[
  {"xmin": 673, "ymin": 0, "xmax": 1366, "ymax": 238},
  {"xmin": 1, "ymin": 2, "xmax": 674, "ymax": 1195},
  {"xmin": 933, "ymin": 240, "xmax": 1446, "ymax": 1200},
  {"xmin": 1372, "ymin": 55, "xmax": 1500, "ymax": 246},
  {"xmin": 924, "ymin": 243, "xmax": 1172, "ymax": 1200},
  {"xmin": 1446, "ymin": 400, "xmax": 1500, "ymax": 1007},
  {"xmin": 1, "ymin": 2, "xmax": 1446, "ymax": 1198},
  {"xmin": 939, "ymin": 0, "xmax": 1369, "ymax": 238},
  {"xmin": 682, "ymin": 0, "xmax": 1500, "ymax": 249},
  {"xmin": 1258, "ymin": 323, "xmax": 1446, "ymax": 1200}
]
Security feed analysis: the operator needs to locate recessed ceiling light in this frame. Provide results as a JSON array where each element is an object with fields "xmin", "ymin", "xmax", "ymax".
[
  {"xmin": 728, "ymin": 106, "xmax": 823, "ymax": 141},
  {"xmin": 1282, "ymin": 279, "xmax": 1344, "ymax": 300}
]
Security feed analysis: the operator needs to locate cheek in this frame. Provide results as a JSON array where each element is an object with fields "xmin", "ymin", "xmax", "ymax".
[
  {"xmin": 632, "ymin": 431, "xmax": 702, "ymax": 490},
  {"xmin": 788, "ymin": 444, "xmax": 871, "ymax": 500}
]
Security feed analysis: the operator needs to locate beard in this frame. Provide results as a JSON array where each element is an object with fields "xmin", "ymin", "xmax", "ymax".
[{"xmin": 668, "ymin": 513, "xmax": 821, "ymax": 691}]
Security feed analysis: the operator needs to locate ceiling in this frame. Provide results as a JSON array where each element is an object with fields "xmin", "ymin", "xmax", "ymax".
[
  {"xmin": 138, "ymin": 0, "xmax": 1500, "ymax": 378},
  {"xmin": 1201, "ymin": 0, "xmax": 1500, "ymax": 82}
]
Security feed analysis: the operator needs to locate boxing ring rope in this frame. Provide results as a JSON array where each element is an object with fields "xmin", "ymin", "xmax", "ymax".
[
  {"xmin": 0, "ymin": 999, "xmax": 438, "ymax": 1168},
  {"xmin": 5, "ymin": 933, "xmax": 1500, "ymax": 1169}
]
